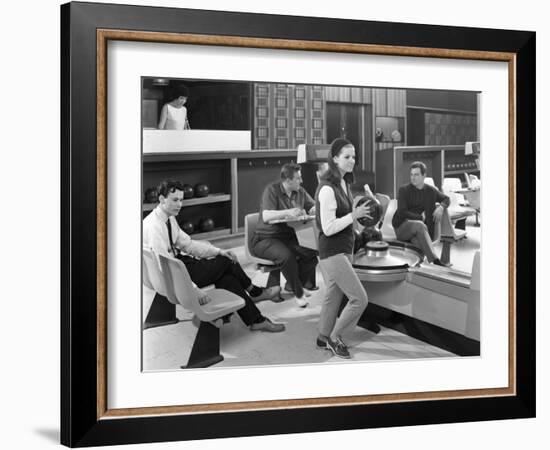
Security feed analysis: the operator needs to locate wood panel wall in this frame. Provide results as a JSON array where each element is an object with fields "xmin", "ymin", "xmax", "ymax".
[
  {"xmin": 253, "ymin": 84, "xmax": 407, "ymax": 152},
  {"xmin": 253, "ymin": 83, "xmax": 325, "ymax": 149}
]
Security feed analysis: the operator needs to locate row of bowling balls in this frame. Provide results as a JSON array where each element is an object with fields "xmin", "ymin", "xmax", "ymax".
[
  {"xmin": 143, "ymin": 183, "xmax": 210, "ymax": 203},
  {"xmin": 178, "ymin": 217, "xmax": 215, "ymax": 234}
]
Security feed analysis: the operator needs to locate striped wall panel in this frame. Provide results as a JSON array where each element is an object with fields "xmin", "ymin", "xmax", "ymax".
[{"xmin": 253, "ymin": 83, "xmax": 326, "ymax": 149}]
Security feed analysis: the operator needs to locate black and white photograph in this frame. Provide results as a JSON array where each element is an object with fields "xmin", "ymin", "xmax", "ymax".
[{"xmin": 141, "ymin": 77, "xmax": 481, "ymax": 371}]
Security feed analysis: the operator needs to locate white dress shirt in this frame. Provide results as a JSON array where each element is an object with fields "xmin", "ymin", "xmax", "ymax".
[{"xmin": 143, "ymin": 206, "xmax": 220, "ymax": 259}]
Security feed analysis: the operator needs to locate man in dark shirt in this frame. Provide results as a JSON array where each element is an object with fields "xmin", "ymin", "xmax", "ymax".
[
  {"xmin": 392, "ymin": 161, "xmax": 450, "ymax": 266},
  {"xmin": 252, "ymin": 163, "xmax": 319, "ymax": 307}
]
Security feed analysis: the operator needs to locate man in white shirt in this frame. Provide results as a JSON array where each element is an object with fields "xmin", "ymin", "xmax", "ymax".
[{"xmin": 143, "ymin": 180, "xmax": 285, "ymax": 332}]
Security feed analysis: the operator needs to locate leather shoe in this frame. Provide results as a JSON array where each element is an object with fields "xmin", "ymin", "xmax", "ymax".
[
  {"xmin": 326, "ymin": 337, "xmax": 351, "ymax": 359},
  {"xmin": 316, "ymin": 337, "xmax": 328, "ymax": 349},
  {"xmin": 250, "ymin": 317, "xmax": 285, "ymax": 332},
  {"xmin": 250, "ymin": 286, "xmax": 281, "ymax": 301},
  {"xmin": 303, "ymin": 283, "xmax": 319, "ymax": 291}
]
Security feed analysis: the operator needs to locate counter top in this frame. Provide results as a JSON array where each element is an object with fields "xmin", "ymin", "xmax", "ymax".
[{"xmin": 143, "ymin": 149, "xmax": 298, "ymax": 162}]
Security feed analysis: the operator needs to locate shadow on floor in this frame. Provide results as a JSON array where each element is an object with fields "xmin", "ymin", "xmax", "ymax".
[{"xmin": 34, "ymin": 428, "xmax": 59, "ymax": 444}]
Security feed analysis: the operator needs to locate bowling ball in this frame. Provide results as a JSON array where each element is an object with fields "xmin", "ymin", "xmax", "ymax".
[
  {"xmin": 353, "ymin": 228, "xmax": 364, "ymax": 254},
  {"xmin": 183, "ymin": 184, "xmax": 194, "ymax": 199},
  {"xmin": 194, "ymin": 183, "xmax": 210, "ymax": 198},
  {"xmin": 361, "ymin": 227, "xmax": 382, "ymax": 244},
  {"xmin": 144, "ymin": 187, "xmax": 158, "ymax": 203},
  {"xmin": 356, "ymin": 196, "xmax": 383, "ymax": 227},
  {"xmin": 199, "ymin": 217, "xmax": 215, "ymax": 232},
  {"xmin": 180, "ymin": 220, "xmax": 194, "ymax": 235}
]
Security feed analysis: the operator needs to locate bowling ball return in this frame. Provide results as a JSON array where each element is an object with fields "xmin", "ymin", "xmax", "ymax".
[{"xmin": 352, "ymin": 241, "xmax": 480, "ymax": 356}]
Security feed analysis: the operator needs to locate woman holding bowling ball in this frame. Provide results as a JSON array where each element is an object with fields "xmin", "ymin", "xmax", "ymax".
[
  {"xmin": 158, "ymin": 85, "xmax": 191, "ymax": 130},
  {"xmin": 314, "ymin": 138, "xmax": 378, "ymax": 359}
]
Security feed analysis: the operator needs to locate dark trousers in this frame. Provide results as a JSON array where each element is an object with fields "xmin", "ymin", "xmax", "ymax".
[
  {"xmin": 252, "ymin": 234, "xmax": 318, "ymax": 299},
  {"xmin": 177, "ymin": 255, "xmax": 262, "ymax": 326}
]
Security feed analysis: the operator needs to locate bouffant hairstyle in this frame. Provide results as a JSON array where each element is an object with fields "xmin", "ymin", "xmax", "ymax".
[
  {"xmin": 170, "ymin": 84, "xmax": 190, "ymax": 100},
  {"xmin": 320, "ymin": 138, "xmax": 355, "ymax": 186}
]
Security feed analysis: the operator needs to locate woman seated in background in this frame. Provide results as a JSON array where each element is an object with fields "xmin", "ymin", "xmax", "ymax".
[
  {"xmin": 314, "ymin": 138, "xmax": 375, "ymax": 359},
  {"xmin": 158, "ymin": 85, "xmax": 191, "ymax": 130}
]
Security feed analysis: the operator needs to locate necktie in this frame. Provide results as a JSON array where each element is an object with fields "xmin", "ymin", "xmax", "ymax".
[{"xmin": 166, "ymin": 219, "xmax": 179, "ymax": 257}]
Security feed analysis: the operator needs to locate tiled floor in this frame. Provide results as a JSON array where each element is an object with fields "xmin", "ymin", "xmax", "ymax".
[{"xmin": 143, "ymin": 216, "xmax": 478, "ymax": 371}]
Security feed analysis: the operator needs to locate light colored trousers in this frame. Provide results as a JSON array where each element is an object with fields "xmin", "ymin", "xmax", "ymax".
[
  {"xmin": 318, "ymin": 253, "xmax": 368, "ymax": 340},
  {"xmin": 395, "ymin": 220, "xmax": 437, "ymax": 262}
]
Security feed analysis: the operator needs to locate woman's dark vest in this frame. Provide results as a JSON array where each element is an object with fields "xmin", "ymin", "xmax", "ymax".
[{"xmin": 315, "ymin": 180, "xmax": 354, "ymax": 259}]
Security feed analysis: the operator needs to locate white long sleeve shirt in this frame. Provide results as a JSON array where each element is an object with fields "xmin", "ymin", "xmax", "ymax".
[
  {"xmin": 143, "ymin": 206, "xmax": 220, "ymax": 259},
  {"xmin": 318, "ymin": 179, "xmax": 354, "ymax": 236}
]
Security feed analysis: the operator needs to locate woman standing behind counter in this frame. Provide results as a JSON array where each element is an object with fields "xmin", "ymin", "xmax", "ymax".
[
  {"xmin": 158, "ymin": 85, "xmax": 191, "ymax": 130},
  {"xmin": 314, "ymin": 138, "xmax": 375, "ymax": 359}
]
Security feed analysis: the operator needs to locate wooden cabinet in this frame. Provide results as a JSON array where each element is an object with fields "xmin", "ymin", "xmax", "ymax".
[{"xmin": 142, "ymin": 150, "xmax": 298, "ymax": 241}]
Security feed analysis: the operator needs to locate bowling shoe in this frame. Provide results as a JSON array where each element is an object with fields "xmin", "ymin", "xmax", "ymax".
[
  {"xmin": 250, "ymin": 285, "xmax": 281, "ymax": 301},
  {"xmin": 316, "ymin": 337, "xmax": 328, "ymax": 349},
  {"xmin": 325, "ymin": 337, "xmax": 351, "ymax": 359},
  {"xmin": 250, "ymin": 317, "xmax": 285, "ymax": 333},
  {"xmin": 303, "ymin": 282, "xmax": 320, "ymax": 291},
  {"xmin": 295, "ymin": 296, "xmax": 309, "ymax": 308}
]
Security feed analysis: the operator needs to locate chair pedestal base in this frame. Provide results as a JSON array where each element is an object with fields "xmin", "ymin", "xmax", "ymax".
[
  {"xmin": 182, "ymin": 354, "xmax": 224, "ymax": 369},
  {"xmin": 143, "ymin": 294, "xmax": 178, "ymax": 330},
  {"xmin": 266, "ymin": 269, "xmax": 281, "ymax": 288},
  {"xmin": 181, "ymin": 320, "xmax": 224, "ymax": 369},
  {"xmin": 440, "ymin": 237, "xmax": 453, "ymax": 265}
]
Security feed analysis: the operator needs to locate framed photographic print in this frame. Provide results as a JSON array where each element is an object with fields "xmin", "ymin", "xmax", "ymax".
[{"xmin": 61, "ymin": 1, "xmax": 535, "ymax": 447}]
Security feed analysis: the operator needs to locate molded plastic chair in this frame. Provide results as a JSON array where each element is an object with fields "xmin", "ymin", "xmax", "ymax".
[
  {"xmin": 443, "ymin": 177, "xmax": 476, "ymax": 218},
  {"xmin": 424, "ymin": 177, "xmax": 436, "ymax": 188},
  {"xmin": 143, "ymin": 247, "xmax": 176, "ymax": 303},
  {"xmin": 142, "ymin": 247, "xmax": 179, "ymax": 329},
  {"xmin": 442, "ymin": 177, "xmax": 462, "ymax": 193},
  {"xmin": 374, "ymin": 193, "xmax": 391, "ymax": 229},
  {"xmin": 379, "ymin": 199, "xmax": 398, "ymax": 241},
  {"xmin": 438, "ymin": 207, "xmax": 468, "ymax": 265},
  {"xmin": 244, "ymin": 212, "xmax": 283, "ymax": 290},
  {"xmin": 158, "ymin": 253, "xmax": 245, "ymax": 368},
  {"xmin": 378, "ymin": 198, "xmax": 441, "ymax": 251}
]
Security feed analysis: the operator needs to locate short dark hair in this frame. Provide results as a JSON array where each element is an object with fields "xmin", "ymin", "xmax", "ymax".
[
  {"xmin": 170, "ymin": 84, "xmax": 190, "ymax": 100},
  {"xmin": 410, "ymin": 161, "xmax": 427, "ymax": 176},
  {"xmin": 321, "ymin": 138, "xmax": 355, "ymax": 186},
  {"xmin": 280, "ymin": 163, "xmax": 301, "ymax": 180},
  {"xmin": 157, "ymin": 179, "xmax": 184, "ymax": 198}
]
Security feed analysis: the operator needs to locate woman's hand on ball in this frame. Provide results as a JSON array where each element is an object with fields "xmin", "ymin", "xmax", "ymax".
[{"xmin": 352, "ymin": 203, "xmax": 373, "ymax": 220}]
